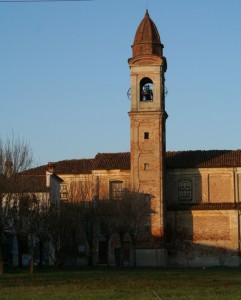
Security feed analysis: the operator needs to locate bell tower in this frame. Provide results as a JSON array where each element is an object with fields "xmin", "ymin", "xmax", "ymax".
[{"xmin": 128, "ymin": 10, "xmax": 167, "ymax": 239}]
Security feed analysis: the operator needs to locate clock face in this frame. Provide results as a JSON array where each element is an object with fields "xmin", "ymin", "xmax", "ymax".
[{"xmin": 127, "ymin": 88, "xmax": 131, "ymax": 100}]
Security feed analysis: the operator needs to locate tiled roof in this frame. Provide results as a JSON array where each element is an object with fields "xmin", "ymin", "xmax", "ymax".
[
  {"xmin": 166, "ymin": 150, "xmax": 241, "ymax": 168},
  {"xmin": 22, "ymin": 150, "xmax": 241, "ymax": 176},
  {"xmin": 22, "ymin": 165, "xmax": 47, "ymax": 175},
  {"xmin": 132, "ymin": 10, "xmax": 163, "ymax": 58},
  {"xmin": 23, "ymin": 153, "xmax": 130, "ymax": 175},
  {"xmin": 23, "ymin": 159, "xmax": 95, "ymax": 175},
  {"xmin": 53, "ymin": 159, "xmax": 95, "ymax": 174},
  {"xmin": 134, "ymin": 10, "xmax": 161, "ymax": 45},
  {"xmin": 21, "ymin": 175, "xmax": 49, "ymax": 192},
  {"xmin": 94, "ymin": 152, "xmax": 130, "ymax": 170},
  {"xmin": 4, "ymin": 172, "xmax": 63, "ymax": 193},
  {"xmin": 8, "ymin": 175, "xmax": 49, "ymax": 193}
]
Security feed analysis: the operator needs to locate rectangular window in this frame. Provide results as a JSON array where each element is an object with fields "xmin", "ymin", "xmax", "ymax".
[
  {"xmin": 144, "ymin": 163, "xmax": 149, "ymax": 171},
  {"xmin": 110, "ymin": 181, "xmax": 123, "ymax": 200},
  {"xmin": 61, "ymin": 184, "xmax": 68, "ymax": 200},
  {"xmin": 144, "ymin": 132, "xmax": 149, "ymax": 139},
  {"xmin": 178, "ymin": 179, "xmax": 192, "ymax": 202}
]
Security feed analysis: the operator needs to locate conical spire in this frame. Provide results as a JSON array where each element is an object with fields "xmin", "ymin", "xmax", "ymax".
[{"xmin": 132, "ymin": 10, "xmax": 163, "ymax": 57}]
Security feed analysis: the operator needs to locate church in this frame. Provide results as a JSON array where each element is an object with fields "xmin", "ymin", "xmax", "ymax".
[{"xmin": 23, "ymin": 10, "xmax": 241, "ymax": 267}]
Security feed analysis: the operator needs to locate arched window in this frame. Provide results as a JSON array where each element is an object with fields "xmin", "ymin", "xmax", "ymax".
[{"xmin": 140, "ymin": 77, "xmax": 153, "ymax": 101}]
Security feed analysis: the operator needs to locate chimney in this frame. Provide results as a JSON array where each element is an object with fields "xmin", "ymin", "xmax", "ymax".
[
  {"xmin": 5, "ymin": 160, "xmax": 13, "ymax": 178},
  {"xmin": 47, "ymin": 162, "xmax": 55, "ymax": 174},
  {"xmin": 46, "ymin": 162, "xmax": 56, "ymax": 188}
]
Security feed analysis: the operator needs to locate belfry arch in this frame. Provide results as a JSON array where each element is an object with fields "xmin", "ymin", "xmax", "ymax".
[{"xmin": 140, "ymin": 77, "xmax": 153, "ymax": 101}]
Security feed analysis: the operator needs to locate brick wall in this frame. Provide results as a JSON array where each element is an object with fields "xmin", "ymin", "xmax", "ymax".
[{"xmin": 166, "ymin": 167, "xmax": 240, "ymax": 203}]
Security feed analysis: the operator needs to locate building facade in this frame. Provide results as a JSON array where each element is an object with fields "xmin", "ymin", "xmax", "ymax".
[{"xmin": 22, "ymin": 11, "xmax": 241, "ymax": 267}]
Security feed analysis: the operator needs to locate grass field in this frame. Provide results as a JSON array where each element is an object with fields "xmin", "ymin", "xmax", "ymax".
[{"xmin": 1, "ymin": 267, "xmax": 241, "ymax": 299}]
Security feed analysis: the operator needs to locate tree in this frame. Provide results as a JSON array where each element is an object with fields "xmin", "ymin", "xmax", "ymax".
[
  {"xmin": 21, "ymin": 194, "xmax": 51, "ymax": 273},
  {"xmin": 47, "ymin": 203, "xmax": 71, "ymax": 267},
  {"xmin": 97, "ymin": 200, "xmax": 117, "ymax": 266},
  {"xmin": 67, "ymin": 182, "xmax": 154, "ymax": 267},
  {"xmin": 68, "ymin": 179, "xmax": 98, "ymax": 266},
  {"xmin": 115, "ymin": 191, "xmax": 154, "ymax": 267},
  {"xmin": 46, "ymin": 177, "xmax": 94, "ymax": 267},
  {"xmin": 33, "ymin": 196, "xmax": 51, "ymax": 268},
  {"xmin": 51, "ymin": 177, "xmax": 155, "ymax": 267},
  {"xmin": 0, "ymin": 135, "xmax": 34, "ymax": 274}
]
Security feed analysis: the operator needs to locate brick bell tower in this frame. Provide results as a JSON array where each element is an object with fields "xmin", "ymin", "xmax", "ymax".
[{"xmin": 128, "ymin": 10, "xmax": 167, "ymax": 241}]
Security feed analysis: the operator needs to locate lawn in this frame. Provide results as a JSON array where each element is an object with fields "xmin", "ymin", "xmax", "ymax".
[{"xmin": 1, "ymin": 267, "xmax": 241, "ymax": 299}]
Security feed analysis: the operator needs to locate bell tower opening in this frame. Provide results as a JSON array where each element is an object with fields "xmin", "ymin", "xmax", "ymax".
[{"xmin": 140, "ymin": 77, "xmax": 153, "ymax": 101}]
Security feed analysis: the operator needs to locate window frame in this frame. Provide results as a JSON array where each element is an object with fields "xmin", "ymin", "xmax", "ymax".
[
  {"xmin": 109, "ymin": 180, "xmax": 124, "ymax": 200},
  {"xmin": 60, "ymin": 183, "xmax": 68, "ymax": 200},
  {"xmin": 178, "ymin": 179, "xmax": 193, "ymax": 202}
]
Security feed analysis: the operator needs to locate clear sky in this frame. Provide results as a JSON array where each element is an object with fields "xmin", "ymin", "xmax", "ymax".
[{"xmin": 1, "ymin": 0, "xmax": 241, "ymax": 165}]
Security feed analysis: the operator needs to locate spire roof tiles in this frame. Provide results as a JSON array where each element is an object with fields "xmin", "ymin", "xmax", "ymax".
[{"xmin": 132, "ymin": 10, "xmax": 163, "ymax": 57}]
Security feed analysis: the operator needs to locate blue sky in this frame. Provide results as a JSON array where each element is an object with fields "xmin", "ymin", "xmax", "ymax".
[{"xmin": 1, "ymin": 0, "xmax": 241, "ymax": 165}]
